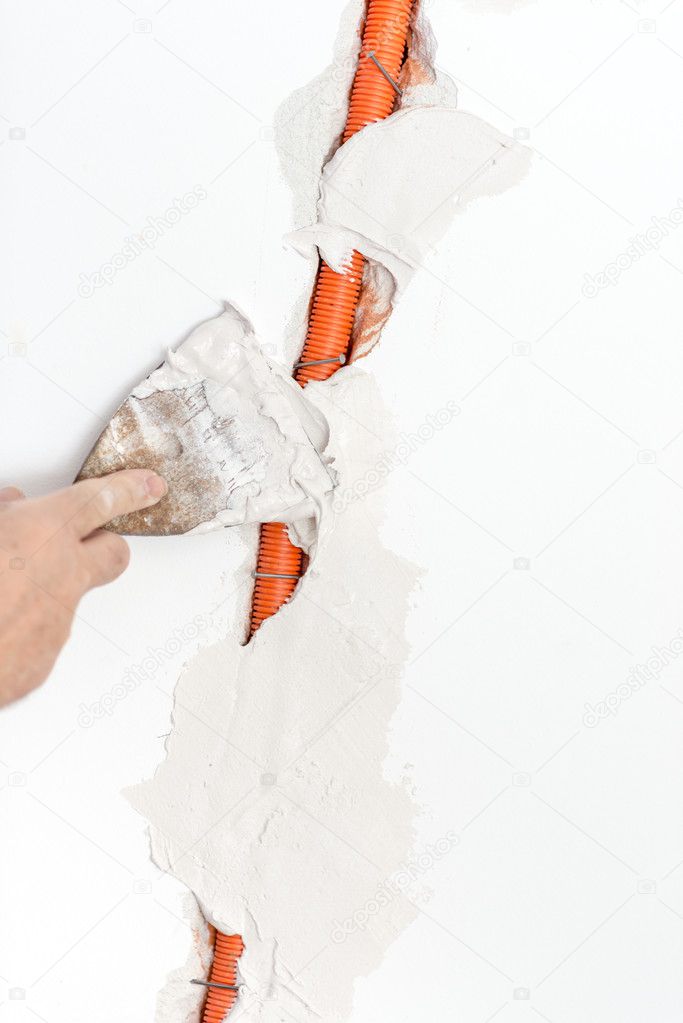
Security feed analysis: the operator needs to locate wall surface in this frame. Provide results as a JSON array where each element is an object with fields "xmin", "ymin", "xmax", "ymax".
[{"xmin": 3, "ymin": 1, "xmax": 683, "ymax": 1021}]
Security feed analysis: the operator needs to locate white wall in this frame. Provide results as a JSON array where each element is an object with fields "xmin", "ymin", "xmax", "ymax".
[{"xmin": 2, "ymin": 1, "xmax": 683, "ymax": 1021}]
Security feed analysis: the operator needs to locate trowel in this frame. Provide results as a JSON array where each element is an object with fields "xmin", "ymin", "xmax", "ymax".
[{"xmin": 77, "ymin": 307, "xmax": 334, "ymax": 537}]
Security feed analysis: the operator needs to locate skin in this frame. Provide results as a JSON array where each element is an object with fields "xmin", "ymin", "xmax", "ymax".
[{"xmin": 0, "ymin": 469, "xmax": 167, "ymax": 708}]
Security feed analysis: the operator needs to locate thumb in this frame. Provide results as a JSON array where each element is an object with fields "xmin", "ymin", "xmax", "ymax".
[{"xmin": 0, "ymin": 486, "xmax": 26, "ymax": 503}]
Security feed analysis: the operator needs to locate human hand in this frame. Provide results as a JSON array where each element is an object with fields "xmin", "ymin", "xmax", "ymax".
[{"xmin": 0, "ymin": 469, "xmax": 167, "ymax": 707}]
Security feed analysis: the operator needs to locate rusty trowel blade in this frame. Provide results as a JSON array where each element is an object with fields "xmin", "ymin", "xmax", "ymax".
[{"xmin": 77, "ymin": 381, "xmax": 264, "ymax": 536}]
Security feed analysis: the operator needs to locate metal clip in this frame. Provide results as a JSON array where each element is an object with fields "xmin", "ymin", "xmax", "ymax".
[
  {"xmin": 191, "ymin": 979, "xmax": 240, "ymax": 992},
  {"xmin": 294, "ymin": 355, "xmax": 347, "ymax": 370},
  {"xmin": 252, "ymin": 571, "xmax": 303, "ymax": 581},
  {"xmin": 366, "ymin": 51, "xmax": 402, "ymax": 96}
]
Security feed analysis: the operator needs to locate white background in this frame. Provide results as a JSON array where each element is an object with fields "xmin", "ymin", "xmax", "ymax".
[{"xmin": 3, "ymin": 0, "xmax": 683, "ymax": 1021}]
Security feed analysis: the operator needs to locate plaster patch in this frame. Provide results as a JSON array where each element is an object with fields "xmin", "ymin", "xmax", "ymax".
[
  {"xmin": 290, "ymin": 106, "xmax": 530, "ymax": 289},
  {"xmin": 129, "ymin": 367, "xmax": 421, "ymax": 1022},
  {"xmin": 277, "ymin": 0, "xmax": 529, "ymax": 361}
]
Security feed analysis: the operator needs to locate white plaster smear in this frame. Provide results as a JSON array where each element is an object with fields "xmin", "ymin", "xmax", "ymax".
[
  {"xmin": 128, "ymin": 3, "xmax": 530, "ymax": 1020},
  {"xmin": 130, "ymin": 368, "xmax": 420, "ymax": 1022},
  {"xmin": 290, "ymin": 106, "xmax": 529, "ymax": 289}
]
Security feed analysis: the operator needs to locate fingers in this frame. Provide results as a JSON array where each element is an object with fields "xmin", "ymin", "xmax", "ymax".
[
  {"xmin": 81, "ymin": 530, "xmax": 131, "ymax": 588},
  {"xmin": 0, "ymin": 486, "xmax": 26, "ymax": 502},
  {"xmin": 48, "ymin": 469, "xmax": 167, "ymax": 537}
]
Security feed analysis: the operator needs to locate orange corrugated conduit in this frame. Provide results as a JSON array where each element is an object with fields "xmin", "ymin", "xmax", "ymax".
[
  {"xmin": 201, "ymin": 1, "xmax": 415, "ymax": 1018},
  {"xmin": 200, "ymin": 930, "xmax": 243, "ymax": 1021}
]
